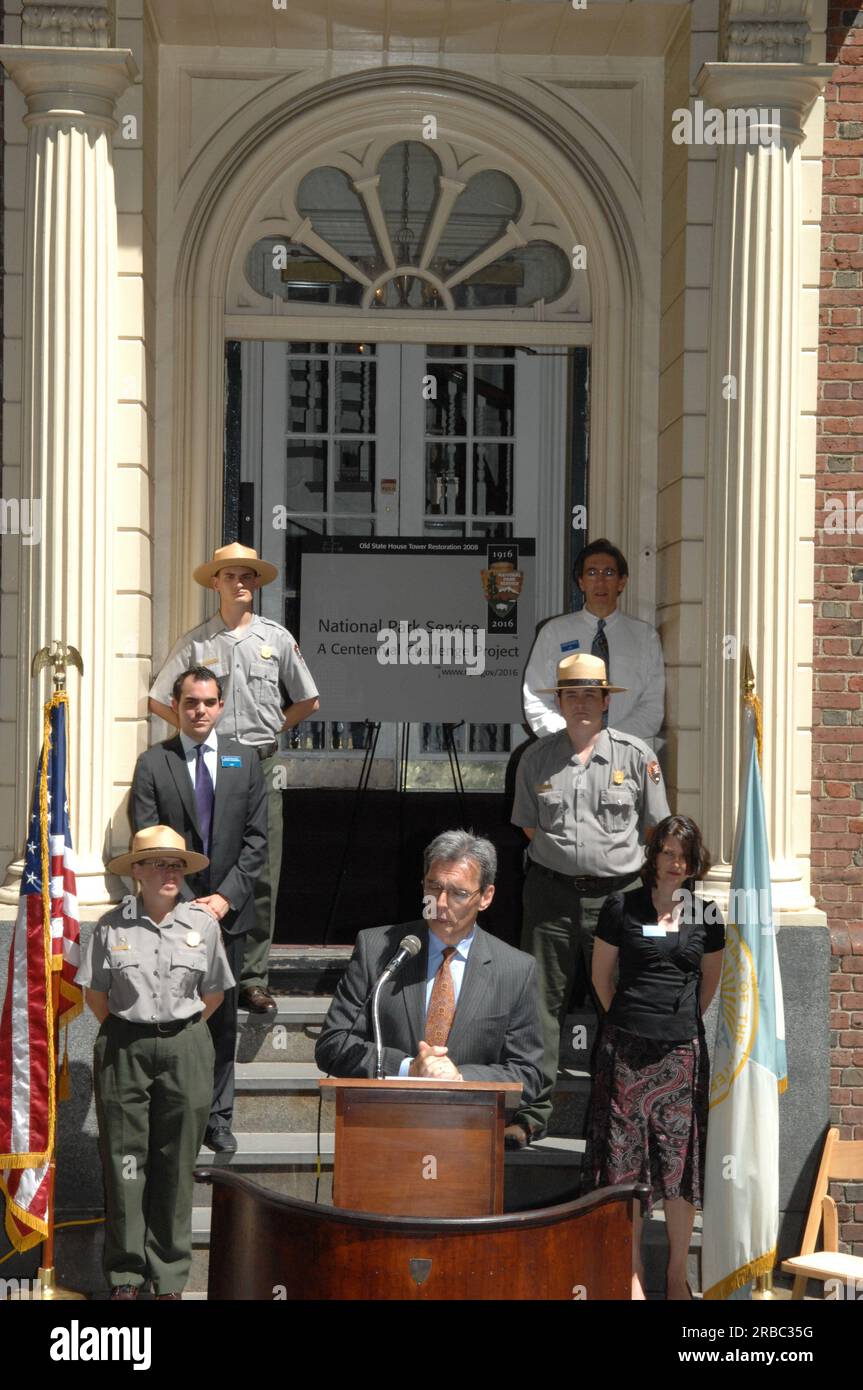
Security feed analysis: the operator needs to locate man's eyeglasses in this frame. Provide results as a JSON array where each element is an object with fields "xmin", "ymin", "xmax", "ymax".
[
  {"xmin": 583, "ymin": 566, "xmax": 619, "ymax": 579},
  {"xmin": 138, "ymin": 860, "xmax": 186, "ymax": 872},
  {"xmin": 423, "ymin": 879, "xmax": 480, "ymax": 904}
]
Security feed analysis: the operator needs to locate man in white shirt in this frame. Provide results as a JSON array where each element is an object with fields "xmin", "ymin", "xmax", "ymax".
[{"xmin": 522, "ymin": 539, "xmax": 665, "ymax": 742}]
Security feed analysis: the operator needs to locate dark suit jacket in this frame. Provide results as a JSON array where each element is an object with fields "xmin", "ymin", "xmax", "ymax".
[
  {"xmin": 315, "ymin": 921, "xmax": 543, "ymax": 1104},
  {"xmin": 129, "ymin": 734, "xmax": 267, "ymax": 937}
]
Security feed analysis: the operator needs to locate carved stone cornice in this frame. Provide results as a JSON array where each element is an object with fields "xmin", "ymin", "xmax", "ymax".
[
  {"xmin": 22, "ymin": 3, "xmax": 111, "ymax": 50},
  {"xmin": 697, "ymin": 62, "xmax": 833, "ymax": 139},
  {"xmin": 719, "ymin": 0, "xmax": 813, "ymax": 61}
]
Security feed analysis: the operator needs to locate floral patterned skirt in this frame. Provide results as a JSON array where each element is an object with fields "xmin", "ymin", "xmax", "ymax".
[{"xmin": 581, "ymin": 1021, "xmax": 709, "ymax": 1215}]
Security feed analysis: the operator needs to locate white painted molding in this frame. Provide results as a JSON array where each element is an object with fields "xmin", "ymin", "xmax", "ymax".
[
  {"xmin": 0, "ymin": 44, "xmax": 135, "ymax": 904},
  {"xmin": 22, "ymin": 3, "xmax": 111, "ymax": 50},
  {"xmin": 698, "ymin": 61, "xmax": 836, "ymax": 125},
  {"xmin": 0, "ymin": 45, "xmax": 137, "ymax": 123},
  {"xmin": 161, "ymin": 66, "xmax": 656, "ymax": 667},
  {"xmin": 226, "ymin": 130, "xmax": 586, "ymax": 322},
  {"xmin": 720, "ymin": 0, "xmax": 816, "ymax": 62},
  {"xmin": 698, "ymin": 59, "xmax": 831, "ymax": 919}
]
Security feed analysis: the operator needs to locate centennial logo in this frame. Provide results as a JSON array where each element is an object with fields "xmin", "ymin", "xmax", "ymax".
[{"xmin": 481, "ymin": 543, "xmax": 523, "ymax": 635}]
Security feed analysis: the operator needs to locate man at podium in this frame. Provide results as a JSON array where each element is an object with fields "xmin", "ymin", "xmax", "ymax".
[{"xmin": 316, "ymin": 831, "xmax": 542, "ymax": 1106}]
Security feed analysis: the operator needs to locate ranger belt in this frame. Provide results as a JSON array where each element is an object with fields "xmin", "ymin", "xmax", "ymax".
[
  {"xmin": 528, "ymin": 862, "xmax": 637, "ymax": 895},
  {"xmin": 105, "ymin": 1014, "xmax": 203, "ymax": 1037},
  {"xmin": 253, "ymin": 742, "xmax": 279, "ymax": 760}
]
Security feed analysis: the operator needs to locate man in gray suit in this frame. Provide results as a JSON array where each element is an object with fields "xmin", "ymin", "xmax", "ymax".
[
  {"xmin": 130, "ymin": 665, "xmax": 267, "ymax": 1152},
  {"xmin": 316, "ymin": 831, "xmax": 542, "ymax": 1127}
]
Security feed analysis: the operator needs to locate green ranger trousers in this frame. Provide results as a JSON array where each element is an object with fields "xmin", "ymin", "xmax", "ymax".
[
  {"xmin": 94, "ymin": 1013, "xmax": 214, "ymax": 1295},
  {"xmin": 515, "ymin": 867, "xmax": 613, "ymax": 1135},
  {"xmin": 241, "ymin": 752, "xmax": 283, "ymax": 990}
]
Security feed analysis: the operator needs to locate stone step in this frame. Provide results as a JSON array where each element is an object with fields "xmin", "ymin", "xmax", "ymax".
[
  {"xmin": 192, "ymin": 1165, "xmax": 334, "ymax": 1208},
  {"xmin": 235, "ymin": 999, "xmax": 328, "ymax": 1063},
  {"xmin": 229, "ymin": 1061, "xmax": 590, "ymax": 1133},
  {"xmin": 235, "ymin": 1060, "xmax": 326, "ymax": 1090},
  {"xmin": 233, "ymin": 1086, "xmax": 333, "ymax": 1132},
  {"xmin": 196, "ymin": 1130, "xmax": 334, "ymax": 1167},
  {"xmin": 234, "ymin": 993, "xmax": 600, "ymax": 1068},
  {"xmin": 232, "ymin": 1061, "xmax": 593, "ymax": 1092},
  {"xmin": 268, "ymin": 946, "xmax": 353, "ymax": 996},
  {"xmin": 193, "ymin": 1149, "xmax": 688, "ymax": 1247}
]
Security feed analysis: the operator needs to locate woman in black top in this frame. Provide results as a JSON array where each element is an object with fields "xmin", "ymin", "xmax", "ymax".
[{"xmin": 582, "ymin": 815, "xmax": 724, "ymax": 1300}]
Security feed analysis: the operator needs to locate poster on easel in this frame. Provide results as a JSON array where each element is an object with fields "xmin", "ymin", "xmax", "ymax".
[{"xmin": 299, "ymin": 538, "xmax": 536, "ymax": 723}]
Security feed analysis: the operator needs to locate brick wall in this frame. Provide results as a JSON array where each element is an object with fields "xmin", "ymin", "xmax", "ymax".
[{"xmin": 817, "ymin": 1, "xmax": 863, "ymax": 1255}]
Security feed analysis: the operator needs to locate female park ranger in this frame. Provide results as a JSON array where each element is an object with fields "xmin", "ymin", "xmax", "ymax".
[{"xmin": 77, "ymin": 825, "xmax": 235, "ymax": 1300}]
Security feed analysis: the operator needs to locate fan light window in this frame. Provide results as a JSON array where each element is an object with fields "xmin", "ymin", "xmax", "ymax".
[{"xmin": 243, "ymin": 140, "xmax": 574, "ymax": 313}]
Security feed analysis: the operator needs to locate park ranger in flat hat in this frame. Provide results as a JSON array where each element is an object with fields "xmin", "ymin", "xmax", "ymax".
[
  {"xmin": 148, "ymin": 543, "xmax": 320, "ymax": 1014},
  {"xmin": 76, "ymin": 826, "xmax": 235, "ymax": 1300},
  {"xmin": 509, "ymin": 652, "xmax": 670, "ymax": 1146}
]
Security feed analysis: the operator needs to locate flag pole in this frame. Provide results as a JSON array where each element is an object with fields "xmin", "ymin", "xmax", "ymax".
[
  {"xmin": 742, "ymin": 648, "xmax": 777, "ymax": 1303},
  {"xmin": 31, "ymin": 644, "xmax": 84, "ymax": 1301}
]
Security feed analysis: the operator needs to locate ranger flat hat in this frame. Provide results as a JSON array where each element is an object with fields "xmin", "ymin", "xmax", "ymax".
[
  {"xmin": 538, "ymin": 651, "xmax": 627, "ymax": 695},
  {"xmin": 107, "ymin": 825, "xmax": 209, "ymax": 878},
  {"xmin": 193, "ymin": 542, "xmax": 278, "ymax": 588}
]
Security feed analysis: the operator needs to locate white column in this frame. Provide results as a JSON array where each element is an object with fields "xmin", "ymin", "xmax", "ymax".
[
  {"xmin": 0, "ymin": 47, "xmax": 136, "ymax": 904},
  {"xmin": 699, "ymin": 63, "xmax": 830, "ymax": 918}
]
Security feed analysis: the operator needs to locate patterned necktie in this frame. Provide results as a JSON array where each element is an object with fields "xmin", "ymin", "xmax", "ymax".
[
  {"xmin": 425, "ymin": 947, "xmax": 457, "ymax": 1046},
  {"xmin": 194, "ymin": 743, "xmax": 215, "ymax": 855},
  {"xmin": 592, "ymin": 618, "xmax": 610, "ymax": 728}
]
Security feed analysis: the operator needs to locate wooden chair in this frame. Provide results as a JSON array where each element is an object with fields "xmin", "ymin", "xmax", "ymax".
[{"xmin": 781, "ymin": 1127, "xmax": 863, "ymax": 1299}]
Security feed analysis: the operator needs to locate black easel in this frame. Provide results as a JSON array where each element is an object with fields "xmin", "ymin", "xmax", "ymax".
[{"xmin": 323, "ymin": 720, "xmax": 468, "ymax": 943}]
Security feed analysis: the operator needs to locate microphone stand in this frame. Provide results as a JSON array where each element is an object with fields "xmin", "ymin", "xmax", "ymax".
[{"xmin": 372, "ymin": 970, "xmax": 392, "ymax": 1080}]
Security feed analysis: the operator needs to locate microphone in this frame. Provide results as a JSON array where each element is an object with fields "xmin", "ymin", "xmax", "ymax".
[
  {"xmin": 374, "ymin": 934, "xmax": 422, "ymax": 1079},
  {"xmin": 381, "ymin": 934, "xmax": 422, "ymax": 979}
]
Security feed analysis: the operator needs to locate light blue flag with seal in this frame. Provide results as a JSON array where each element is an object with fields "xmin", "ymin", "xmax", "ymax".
[{"xmin": 702, "ymin": 697, "xmax": 787, "ymax": 1299}]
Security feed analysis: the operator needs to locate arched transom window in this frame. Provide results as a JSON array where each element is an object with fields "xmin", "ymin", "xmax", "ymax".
[{"xmin": 229, "ymin": 136, "xmax": 589, "ymax": 319}]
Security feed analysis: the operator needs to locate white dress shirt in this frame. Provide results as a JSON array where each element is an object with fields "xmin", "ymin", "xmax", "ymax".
[
  {"xmin": 179, "ymin": 729, "xmax": 219, "ymax": 790},
  {"xmin": 522, "ymin": 608, "xmax": 665, "ymax": 740}
]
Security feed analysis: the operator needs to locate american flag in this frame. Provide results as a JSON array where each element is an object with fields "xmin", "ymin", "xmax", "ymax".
[{"xmin": 0, "ymin": 693, "xmax": 82, "ymax": 1251}]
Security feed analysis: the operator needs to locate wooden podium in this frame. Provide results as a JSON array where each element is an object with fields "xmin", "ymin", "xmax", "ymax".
[{"xmin": 320, "ymin": 1078, "xmax": 521, "ymax": 1217}]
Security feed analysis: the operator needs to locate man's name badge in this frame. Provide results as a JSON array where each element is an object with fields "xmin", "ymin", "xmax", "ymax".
[
  {"xmin": 221, "ymin": 755, "xmax": 242, "ymax": 767},
  {"xmin": 186, "ymin": 931, "xmax": 202, "ymax": 947},
  {"xmin": 112, "ymin": 942, "xmax": 130, "ymax": 951},
  {"xmin": 259, "ymin": 646, "xmax": 273, "ymax": 659},
  {"xmin": 560, "ymin": 640, "xmax": 580, "ymax": 653},
  {"xmin": 642, "ymin": 925, "xmax": 667, "ymax": 937},
  {"xmin": 612, "ymin": 769, "xmax": 625, "ymax": 785}
]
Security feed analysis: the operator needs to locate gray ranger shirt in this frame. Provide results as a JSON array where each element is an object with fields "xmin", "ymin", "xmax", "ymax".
[
  {"xmin": 76, "ymin": 900, "xmax": 235, "ymax": 1024},
  {"xmin": 149, "ymin": 613, "xmax": 319, "ymax": 746},
  {"xmin": 512, "ymin": 727, "xmax": 670, "ymax": 879}
]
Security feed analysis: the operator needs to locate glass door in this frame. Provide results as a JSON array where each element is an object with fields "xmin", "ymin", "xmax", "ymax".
[{"xmin": 228, "ymin": 338, "xmax": 577, "ymax": 787}]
